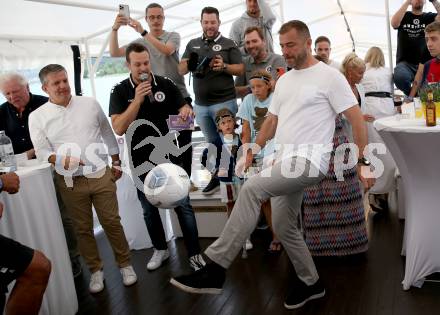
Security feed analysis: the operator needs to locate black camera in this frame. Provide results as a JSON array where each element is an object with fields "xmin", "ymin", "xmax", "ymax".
[{"xmin": 188, "ymin": 52, "xmax": 212, "ymax": 79}]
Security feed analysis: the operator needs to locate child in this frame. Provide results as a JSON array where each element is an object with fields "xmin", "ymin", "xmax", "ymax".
[
  {"xmin": 200, "ymin": 108, "xmax": 252, "ymax": 251},
  {"xmin": 236, "ymin": 70, "xmax": 281, "ymax": 253}
]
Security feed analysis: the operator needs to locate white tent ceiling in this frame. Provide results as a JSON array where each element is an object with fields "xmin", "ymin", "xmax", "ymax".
[
  {"xmin": 2, "ymin": 0, "xmax": 431, "ymax": 64},
  {"xmin": 0, "ymin": 0, "xmax": 437, "ymax": 102}
]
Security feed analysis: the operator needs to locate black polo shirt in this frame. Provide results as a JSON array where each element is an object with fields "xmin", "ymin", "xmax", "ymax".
[
  {"xmin": 109, "ymin": 74, "xmax": 188, "ymax": 169},
  {"xmin": 182, "ymin": 33, "xmax": 242, "ymax": 105},
  {"xmin": 0, "ymin": 93, "xmax": 48, "ymax": 154}
]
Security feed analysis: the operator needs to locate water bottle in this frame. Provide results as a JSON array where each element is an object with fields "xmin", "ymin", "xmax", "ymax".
[{"xmin": 0, "ymin": 131, "xmax": 17, "ymax": 172}]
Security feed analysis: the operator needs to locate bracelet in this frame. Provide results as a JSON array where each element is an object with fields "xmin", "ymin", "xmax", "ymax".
[{"xmin": 141, "ymin": 29, "xmax": 148, "ymax": 37}]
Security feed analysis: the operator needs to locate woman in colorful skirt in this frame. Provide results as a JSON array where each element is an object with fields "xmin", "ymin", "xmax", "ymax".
[{"xmin": 302, "ymin": 54, "xmax": 368, "ymax": 256}]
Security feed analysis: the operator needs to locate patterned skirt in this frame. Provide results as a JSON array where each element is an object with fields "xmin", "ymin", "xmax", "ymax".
[{"xmin": 302, "ymin": 115, "xmax": 368, "ymax": 256}]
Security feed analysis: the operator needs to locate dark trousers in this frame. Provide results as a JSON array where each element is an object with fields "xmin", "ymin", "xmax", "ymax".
[{"xmin": 136, "ymin": 184, "xmax": 201, "ymax": 258}]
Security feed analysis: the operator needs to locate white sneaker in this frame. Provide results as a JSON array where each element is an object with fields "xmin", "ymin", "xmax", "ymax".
[
  {"xmin": 147, "ymin": 249, "xmax": 170, "ymax": 271},
  {"xmin": 120, "ymin": 265, "xmax": 137, "ymax": 286},
  {"xmin": 245, "ymin": 239, "xmax": 253, "ymax": 251},
  {"xmin": 89, "ymin": 270, "xmax": 104, "ymax": 293},
  {"xmin": 189, "ymin": 254, "xmax": 206, "ymax": 271}
]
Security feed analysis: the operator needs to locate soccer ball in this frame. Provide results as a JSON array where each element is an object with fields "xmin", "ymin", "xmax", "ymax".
[{"xmin": 144, "ymin": 163, "xmax": 190, "ymax": 208}]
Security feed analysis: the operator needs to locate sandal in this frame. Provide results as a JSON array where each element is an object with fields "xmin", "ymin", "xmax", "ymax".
[{"xmin": 268, "ymin": 240, "xmax": 282, "ymax": 253}]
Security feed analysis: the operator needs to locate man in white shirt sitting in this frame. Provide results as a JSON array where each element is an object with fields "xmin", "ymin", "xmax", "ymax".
[{"xmin": 28, "ymin": 64, "xmax": 137, "ymax": 294}]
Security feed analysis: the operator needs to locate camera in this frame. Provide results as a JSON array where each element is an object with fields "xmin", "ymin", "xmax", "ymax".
[{"xmin": 188, "ymin": 52, "xmax": 212, "ymax": 79}]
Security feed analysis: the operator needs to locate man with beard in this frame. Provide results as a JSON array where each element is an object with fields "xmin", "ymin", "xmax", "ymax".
[
  {"xmin": 170, "ymin": 20, "xmax": 373, "ymax": 310},
  {"xmin": 391, "ymin": 0, "xmax": 440, "ymax": 95},
  {"xmin": 235, "ymin": 26, "xmax": 285, "ymax": 98},
  {"xmin": 230, "ymin": 0, "xmax": 276, "ymax": 55},
  {"xmin": 179, "ymin": 7, "xmax": 243, "ymax": 195},
  {"xmin": 110, "ymin": 3, "xmax": 194, "ymax": 184}
]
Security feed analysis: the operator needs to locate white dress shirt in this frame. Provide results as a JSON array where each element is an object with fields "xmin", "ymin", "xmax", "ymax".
[{"xmin": 29, "ymin": 95, "xmax": 119, "ymax": 176}]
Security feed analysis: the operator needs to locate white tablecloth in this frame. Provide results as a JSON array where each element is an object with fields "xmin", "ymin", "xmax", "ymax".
[
  {"xmin": 0, "ymin": 163, "xmax": 78, "ymax": 315},
  {"xmin": 374, "ymin": 116, "xmax": 440, "ymax": 290}
]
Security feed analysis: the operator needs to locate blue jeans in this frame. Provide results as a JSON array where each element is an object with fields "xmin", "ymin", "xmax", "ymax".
[
  {"xmin": 394, "ymin": 62, "xmax": 418, "ymax": 96},
  {"xmin": 194, "ymin": 99, "xmax": 238, "ymax": 143},
  {"xmin": 136, "ymin": 186, "xmax": 201, "ymax": 257}
]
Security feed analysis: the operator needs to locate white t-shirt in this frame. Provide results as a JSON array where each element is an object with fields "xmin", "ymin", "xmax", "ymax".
[
  {"xmin": 329, "ymin": 59, "xmax": 341, "ymax": 71},
  {"xmin": 269, "ymin": 61, "xmax": 357, "ymax": 173},
  {"xmin": 236, "ymin": 93, "xmax": 274, "ymax": 159}
]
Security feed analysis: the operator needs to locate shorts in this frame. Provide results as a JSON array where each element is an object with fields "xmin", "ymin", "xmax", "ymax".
[{"xmin": 0, "ymin": 234, "xmax": 34, "ymax": 294}]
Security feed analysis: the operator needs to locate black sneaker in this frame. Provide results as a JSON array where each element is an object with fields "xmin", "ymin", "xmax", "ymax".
[
  {"xmin": 189, "ymin": 254, "xmax": 206, "ymax": 271},
  {"xmin": 202, "ymin": 176, "xmax": 220, "ymax": 195},
  {"xmin": 170, "ymin": 263, "xmax": 226, "ymax": 294},
  {"xmin": 284, "ymin": 278, "xmax": 325, "ymax": 309}
]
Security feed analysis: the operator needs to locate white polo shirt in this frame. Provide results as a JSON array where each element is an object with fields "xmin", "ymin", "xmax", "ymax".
[
  {"xmin": 269, "ymin": 61, "xmax": 357, "ymax": 173},
  {"xmin": 29, "ymin": 95, "xmax": 119, "ymax": 176}
]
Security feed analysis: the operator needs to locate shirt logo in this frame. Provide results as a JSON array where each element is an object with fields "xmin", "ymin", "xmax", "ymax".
[
  {"xmin": 266, "ymin": 66, "xmax": 272, "ymax": 73},
  {"xmin": 414, "ymin": 19, "xmax": 420, "ymax": 25},
  {"xmin": 154, "ymin": 91, "xmax": 166, "ymax": 102},
  {"xmin": 212, "ymin": 44, "xmax": 222, "ymax": 52}
]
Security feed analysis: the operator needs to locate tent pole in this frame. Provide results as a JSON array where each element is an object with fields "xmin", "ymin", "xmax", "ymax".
[
  {"xmin": 84, "ymin": 40, "xmax": 96, "ymax": 98},
  {"xmin": 385, "ymin": 0, "xmax": 394, "ymax": 72},
  {"xmin": 92, "ymin": 31, "xmax": 111, "ymax": 75},
  {"xmin": 280, "ymin": 0, "xmax": 285, "ymax": 24}
]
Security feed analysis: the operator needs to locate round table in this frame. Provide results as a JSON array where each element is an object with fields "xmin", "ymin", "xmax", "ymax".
[
  {"xmin": 0, "ymin": 162, "xmax": 78, "ymax": 314},
  {"xmin": 374, "ymin": 116, "xmax": 440, "ymax": 290}
]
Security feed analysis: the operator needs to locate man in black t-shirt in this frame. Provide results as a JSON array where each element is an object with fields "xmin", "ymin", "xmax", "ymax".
[
  {"xmin": 391, "ymin": 0, "xmax": 440, "ymax": 95},
  {"xmin": 109, "ymin": 42, "xmax": 205, "ymax": 272},
  {"xmin": 178, "ymin": 6, "xmax": 244, "ymax": 195}
]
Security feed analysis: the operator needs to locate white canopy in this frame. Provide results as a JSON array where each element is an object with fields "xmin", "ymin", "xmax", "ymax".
[{"xmin": 0, "ymin": 0, "xmax": 436, "ymax": 102}]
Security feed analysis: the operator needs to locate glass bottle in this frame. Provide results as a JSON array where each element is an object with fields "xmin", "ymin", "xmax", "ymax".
[
  {"xmin": 0, "ymin": 130, "xmax": 17, "ymax": 171},
  {"xmin": 425, "ymin": 90, "xmax": 436, "ymax": 127}
]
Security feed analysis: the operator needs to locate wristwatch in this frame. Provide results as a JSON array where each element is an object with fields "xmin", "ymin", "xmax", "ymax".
[
  {"xmin": 112, "ymin": 160, "xmax": 122, "ymax": 167},
  {"xmin": 358, "ymin": 157, "xmax": 371, "ymax": 166},
  {"xmin": 141, "ymin": 29, "xmax": 148, "ymax": 37}
]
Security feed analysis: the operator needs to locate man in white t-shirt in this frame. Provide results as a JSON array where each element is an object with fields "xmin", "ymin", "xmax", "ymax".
[
  {"xmin": 314, "ymin": 35, "xmax": 341, "ymax": 70},
  {"xmin": 170, "ymin": 20, "xmax": 372, "ymax": 310}
]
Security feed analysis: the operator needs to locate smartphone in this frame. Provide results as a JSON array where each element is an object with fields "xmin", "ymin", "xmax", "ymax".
[
  {"xmin": 276, "ymin": 67, "xmax": 286, "ymax": 76},
  {"xmin": 119, "ymin": 4, "xmax": 130, "ymax": 19}
]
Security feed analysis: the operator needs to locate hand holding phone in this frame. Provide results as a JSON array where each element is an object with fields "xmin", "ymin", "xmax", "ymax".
[{"xmin": 119, "ymin": 4, "xmax": 130, "ymax": 20}]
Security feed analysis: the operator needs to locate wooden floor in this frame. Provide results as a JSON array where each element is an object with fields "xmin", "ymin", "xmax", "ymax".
[{"xmin": 74, "ymin": 208, "xmax": 440, "ymax": 315}]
